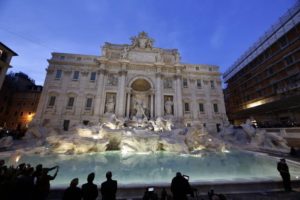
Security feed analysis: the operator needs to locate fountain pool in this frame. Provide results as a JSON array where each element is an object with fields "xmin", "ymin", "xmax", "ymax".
[{"xmin": 3, "ymin": 150, "xmax": 300, "ymax": 188}]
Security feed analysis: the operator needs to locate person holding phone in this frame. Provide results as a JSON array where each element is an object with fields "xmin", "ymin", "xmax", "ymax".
[
  {"xmin": 142, "ymin": 187, "xmax": 158, "ymax": 200},
  {"xmin": 171, "ymin": 172, "xmax": 193, "ymax": 200}
]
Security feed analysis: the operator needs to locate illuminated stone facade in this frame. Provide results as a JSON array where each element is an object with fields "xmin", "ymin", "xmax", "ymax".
[{"xmin": 35, "ymin": 32, "xmax": 227, "ymax": 132}]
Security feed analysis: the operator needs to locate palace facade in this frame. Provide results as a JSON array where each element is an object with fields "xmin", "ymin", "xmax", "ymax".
[
  {"xmin": 35, "ymin": 32, "xmax": 227, "ymax": 132},
  {"xmin": 223, "ymin": 2, "xmax": 300, "ymax": 126}
]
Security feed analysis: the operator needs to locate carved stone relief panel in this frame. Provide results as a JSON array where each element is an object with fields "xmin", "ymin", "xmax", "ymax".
[
  {"xmin": 163, "ymin": 78, "xmax": 173, "ymax": 89},
  {"xmin": 106, "ymin": 74, "xmax": 118, "ymax": 86}
]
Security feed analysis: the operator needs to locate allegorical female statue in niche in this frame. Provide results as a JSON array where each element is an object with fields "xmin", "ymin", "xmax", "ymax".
[
  {"xmin": 105, "ymin": 95, "xmax": 115, "ymax": 113},
  {"xmin": 164, "ymin": 97, "xmax": 173, "ymax": 115}
]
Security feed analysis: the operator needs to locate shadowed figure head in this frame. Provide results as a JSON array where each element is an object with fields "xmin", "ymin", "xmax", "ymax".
[
  {"xmin": 87, "ymin": 172, "xmax": 95, "ymax": 183},
  {"xmin": 176, "ymin": 172, "xmax": 182, "ymax": 177},
  {"xmin": 70, "ymin": 178, "xmax": 79, "ymax": 187},
  {"xmin": 106, "ymin": 171, "xmax": 112, "ymax": 180}
]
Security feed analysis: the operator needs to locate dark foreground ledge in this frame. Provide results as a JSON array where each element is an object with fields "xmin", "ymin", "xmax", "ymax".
[{"xmin": 48, "ymin": 180, "xmax": 300, "ymax": 200}]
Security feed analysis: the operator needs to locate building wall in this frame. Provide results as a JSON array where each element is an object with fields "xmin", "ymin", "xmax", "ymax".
[
  {"xmin": 0, "ymin": 43, "xmax": 17, "ymax": 90},
  {"xmin": 0, "ymin": 73, "xmax": 42, "ymax": 130},
  {"xmin": 224, "ymin": 4, "xmax": 300, "ymax": 127},
  {"xmin": 35, "ymin": 33, "xmax": 227, "ymax": 133}
]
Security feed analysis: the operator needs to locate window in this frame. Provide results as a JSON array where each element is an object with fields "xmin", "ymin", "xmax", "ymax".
[
  {"xmin": 85, "ymin": 98, "xmax": 93, "ymax": 110},
  {"xmin": 20, "ymin": 112, "xmax": 23, "ymax": 116},
  {"xmin": 83, "ymin": 120, "xmax": 89, "ymax": 126},
  {"xmin": 210, "ymin": 80, "xmax": 215, "ymax": 89},
  {"xmin": 0, "ymin": 51, "xmax": 8, "ymax": 62},
  {"xmin": 257, "ymin": 90, "xmax": 262, "ymax": 97},
  {"xmin": 196, "ymin": 79, "xmax": 202, "ymax": 88},
  {"xmin": 183, "ymin": 79, "xmax": 188, "ymax": 88},
  {"xmin": 199, "ymin": 103, "xmax": 204, "ymax": 112},
  {"xmin": 213, "ymin": 104, "xmax": 219, "ymax": 113},
  {"xmin": 63, "ymin": 120, "xmax": 70, "ymax": 131},
  {"xmin": 72, "ymin": 71, "xmax": 80, "ymax": 80},
  {"xmin": 48, "ymin": 96, "xmax": 56, "ymax": 107},
  {"xmin": 60, "ymin": 55, "xmax": 65, "ymax": 60},
  {"xmin": 195, "ymin": 66, "xmax": 199, "ymax": 71},
  {"xmin": 67, "ymin": 97, "xmax": 75, "ymax": 108},
  {"xmin": 184, "ymin": 103, "xmax": 190, "ymax": 112},
  {"xmin": 76, "ymin": 57, "xmax": 82, "ymax": 61},
  {"xmin": 285, "ymin": 56, "xmax": 294, "ymax": 66},
  {"xmin": 209, "ymin": 67, "xmax": 212, "ymax": 72},
  {"xmin": 268, "ymin": 67, "xmax": 273, "ymax": 75},
  {"xmin": 55, "ymin": 70, "xmax": 62, "ymax": 79},
  {"xmin": 279, "ymin": 36, "xmax": 288, "ymax": 48},
  {"xmin": 216, "ymin": 123, "xmax": 221, "ymax": 132},
  {"xmin": 90, "ymin": 72, "xmax": 96, "ymax": 81}
]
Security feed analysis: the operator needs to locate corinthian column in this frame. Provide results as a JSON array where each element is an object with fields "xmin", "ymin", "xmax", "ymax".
[
  {"xmin": 116, "ymin": 63, "xmax": 127, "ymax": 117},
  {"xmin": 155, "ymin": 72, "xmax": 163, "ymax": 117},
  {"xmin": 94, "ymin": 65, "xmax": 106, "ymax": 116},
  {"xmin": 175, "ymin": 70, "xmax": 183, "ymax": 118},
  {"xmin": 126, "ymin": 88, "xmax": 131, "ymax": 118},
  {"xmin": 190, "ymin": 79, "xmax": 198, "ymax": 119}
]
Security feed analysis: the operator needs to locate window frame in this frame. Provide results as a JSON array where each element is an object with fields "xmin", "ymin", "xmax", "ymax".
[
  {"xmin": 48, "ymin": 96, "xmax": 56, "ymax": 107},
  {"xmin": 199, "ymin": 103, "xmax": 204, "ymax": 112},
  {"xmin": 85, "ymin": 98, "xmax": 93, "ymax": 110},
  {"xmin": 72, "ymin": 71, "xmax": 80, "ymax": 81},
  {"xmin": 183, "ymin": 78, "xmax": 188, "ymax": 88},
  {"xmin": 66, "ymin": 97, "xmax": 75, "ymax": 109},
  {"xmin": 90, "ymin": 72, "xmax": 96, "ymax": 82},
  {"xmin": 184, "ymin": 102, "xmax": 190, "ymax": 112},
  {"xmin": 213, "ymin": 103, "xmax": 219, "ymax": 113},
  {"xmin": 55, "ymin": 70, "xmax": 62, "ymax": 80}
]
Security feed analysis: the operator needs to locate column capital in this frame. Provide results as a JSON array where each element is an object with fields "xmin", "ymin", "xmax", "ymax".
[
  {"xmin": 97, "ymin": 69, "xmax": 107, "ymax": 75},
  {"xmin": 126, "ymin": 87, "xmax": 132, "ymax": 93},
  {"xmin": 174, "ymin": 74, "xmax": 182, "ymax": 79},
  {"xmin": 118, "ymin": 70, "xmax": 128, "ymax": 76},
  {"xmin": 156, "ymin": 72, "xmax": 164, "ymax": 78}
]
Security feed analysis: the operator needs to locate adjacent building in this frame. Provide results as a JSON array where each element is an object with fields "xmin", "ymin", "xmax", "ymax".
[
  {"xmin": 0, "ymin": 42, "xmax": 18, "ymax": 90},
  {"xmin": 35, "ymin": 32, "xmax": 227, "ymax": 132},
  {"xmin": 223, "ymin": 2, "xmax": 300, "ymax": 126},
  {"xmin": 0, "ymin": 72, "xmax": 42, "ymax": 130}
]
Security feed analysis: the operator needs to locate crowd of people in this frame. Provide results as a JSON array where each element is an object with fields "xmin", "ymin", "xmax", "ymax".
[
  {"xmin": 0, "ymin": 160, "xmax": 59, "ymax": 200},
  {"xmin": 1, "ymin": 158, "xmax": 292, "ymax": 200}
]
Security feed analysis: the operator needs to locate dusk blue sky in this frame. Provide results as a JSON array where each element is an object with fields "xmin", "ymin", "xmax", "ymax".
[{"xmin": 0, "ymin": 0, "xmax": 296, "ymax": 85}]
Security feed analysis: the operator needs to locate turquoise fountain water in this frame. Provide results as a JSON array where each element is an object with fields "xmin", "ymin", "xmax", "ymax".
[{"xmin": 4, "ymin": 150, "xmax": 300, "ymax": 188}]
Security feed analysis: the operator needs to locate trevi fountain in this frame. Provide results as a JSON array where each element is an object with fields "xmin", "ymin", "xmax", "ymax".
[{"xmin": 0, "ymin": 32, "xmax": 299, "ymax": 189}]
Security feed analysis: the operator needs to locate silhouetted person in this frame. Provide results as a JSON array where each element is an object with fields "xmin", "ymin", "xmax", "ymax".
[
  {"xmin": 34, "ymin": 166, "xmax": 59, "ymax": 200},
  {"xmin": 142, "ymin": 187, "xmax": 158, "ymax": 200},
  {"xmin": 32, "ymin": 164, "xmax": 59, "ymax": 187},
  {"xmin": 100, "ymin": 171, "xmax": 117, "ymax": 200},
  {"xmin": 290, "ymin": 147, "xmax": 297, "ymax": 156},
  {"xmin": 15, "ymin": 166, "xmax": 35, "ymax": 200},
  {"xmin": 277, "ymin": 158, "xmax": 292, "ymax": 191},
  {"xmin": 82, "ymin": 172, "xmax": 98, "ymax": 200},
  {"xmin": 63, "ymin": 178, "xmax": 82, "ymax": 200},
  {"xmin": 161, "ymin": 188, "xmax": 167, "ymax": 200},
  {"xmin": 208, "ymin": 189, "xmax": 215, "ymax": 200},
  {"xmin": 171, "ymin": 172, "xmax": 193, "ymax": 200}
]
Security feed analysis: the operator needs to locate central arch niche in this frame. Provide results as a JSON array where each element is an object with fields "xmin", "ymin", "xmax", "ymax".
[
  {"xmin": 128, "ymin": 78, "xmax": 153, "ymax": 119},
  {"xmin": 131, "ymin": 79, "xmax": 151, "ymax": 91}
]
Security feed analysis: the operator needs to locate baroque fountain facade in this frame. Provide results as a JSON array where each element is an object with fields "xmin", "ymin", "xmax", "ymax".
[
  {"xmin": 0, "ymin": 33, "xmax": 296, "ymax": 189},
  {"xmin": 0, "ymin": 32, "xmax": 289, "ymax": 154}
]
